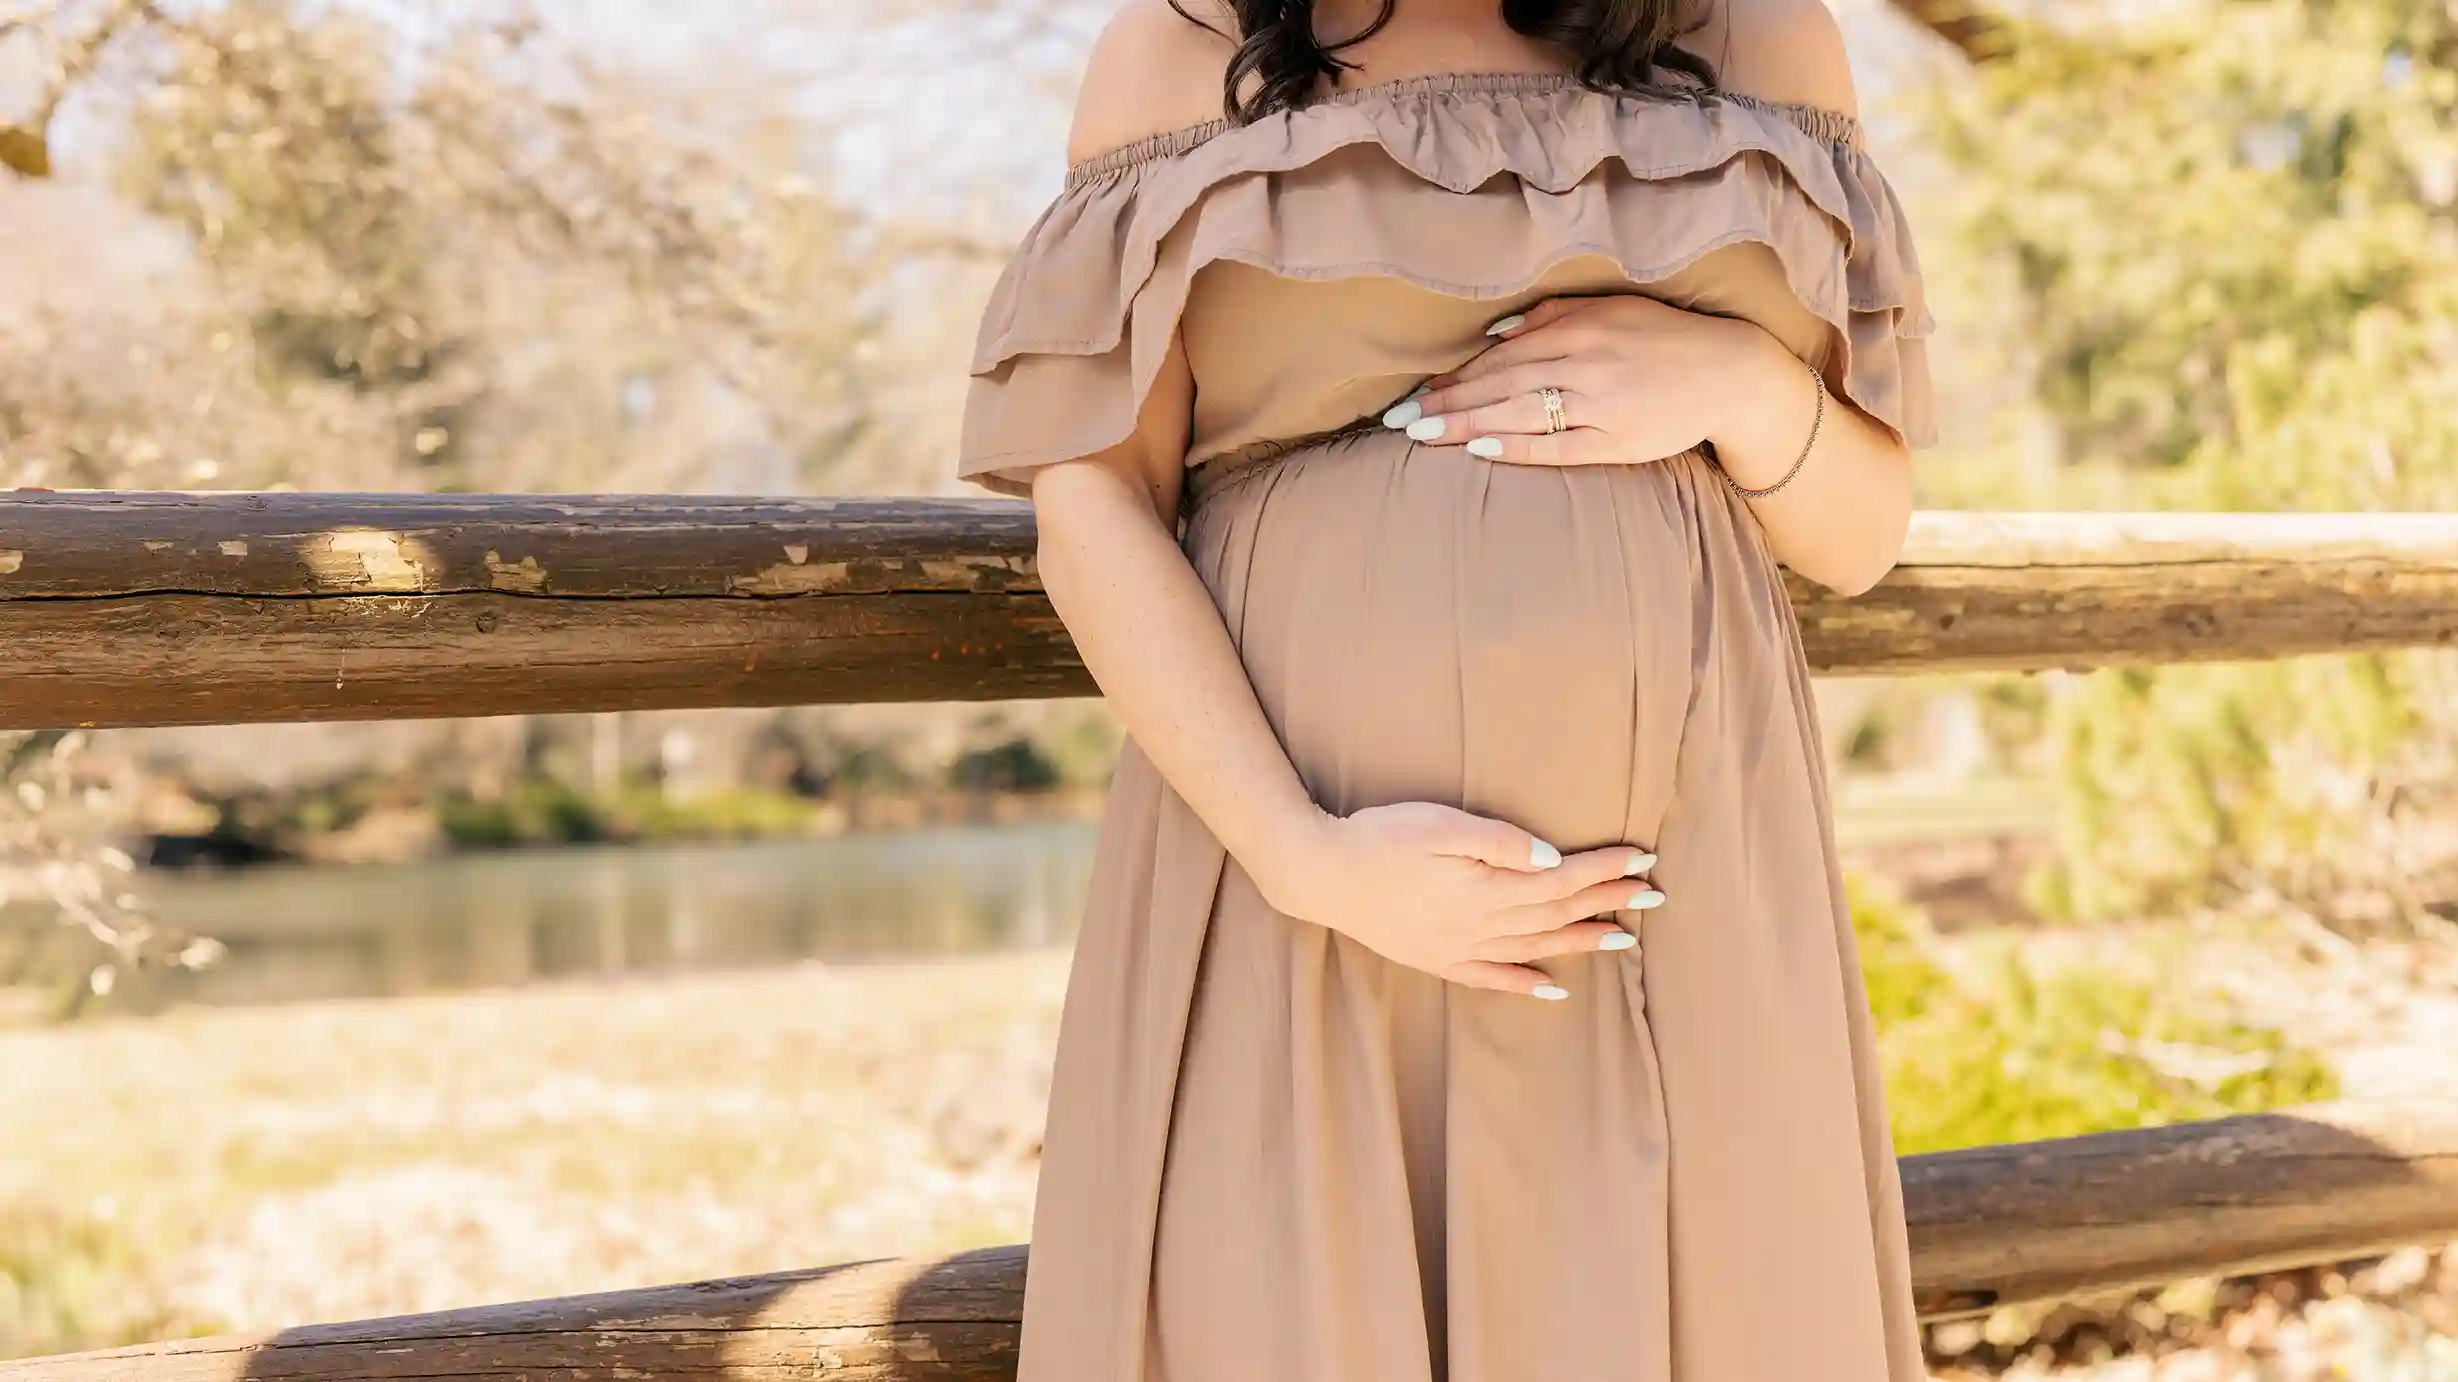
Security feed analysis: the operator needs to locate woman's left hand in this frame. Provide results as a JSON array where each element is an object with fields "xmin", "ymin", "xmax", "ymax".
[{"xmin": 1384, "ymin": 295, "xmax": 1806, "ymax": 469}]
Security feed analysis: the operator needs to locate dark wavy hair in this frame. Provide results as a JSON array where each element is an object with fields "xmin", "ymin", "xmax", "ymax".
[{"xmin": 1170, "ymin": 1, "xmax": 1717, "ymax": 124}]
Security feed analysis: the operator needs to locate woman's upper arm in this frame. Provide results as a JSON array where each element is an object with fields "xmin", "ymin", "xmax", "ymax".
[{"xmin": 1030, "ymin": 331, "xmax": 1196, "ymax": 529}]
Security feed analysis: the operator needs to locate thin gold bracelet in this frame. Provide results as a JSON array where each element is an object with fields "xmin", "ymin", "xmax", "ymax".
[{"xmin": 1721, "ymin": 363, "xmax": 1827, "ymax": 501}]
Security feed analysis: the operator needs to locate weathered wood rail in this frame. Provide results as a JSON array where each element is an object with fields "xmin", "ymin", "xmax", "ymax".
[
  {"xmin": 9, "ymin": 1098, "xmax": 2457, "ymax": 1380},
  {"xmin": 5, "ymin": 493, "xmax": 2458, "ymax": 728}
]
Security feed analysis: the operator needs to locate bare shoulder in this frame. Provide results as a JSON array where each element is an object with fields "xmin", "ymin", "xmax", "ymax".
[
  {"xmin": 1684, "ymin": 0, "xmax": 1860, "ymax": 118},
  {"xmin": 1066, "ymin": 0, "xmax": 1241, "ymax": 167}
]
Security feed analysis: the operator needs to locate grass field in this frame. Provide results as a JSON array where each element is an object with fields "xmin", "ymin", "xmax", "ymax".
[
  {"xmin": 6, "ymin": 897, "xmax": 2448, "ymax": 1375},
  {"xmin": 0, "ymin": 953, "xmax": 1070, "ymax": 1358}
]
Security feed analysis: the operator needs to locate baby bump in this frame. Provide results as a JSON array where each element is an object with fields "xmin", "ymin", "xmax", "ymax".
[{"xmin": 1182, "ymin": 432, "xmax": 1709, "ymax": 854}]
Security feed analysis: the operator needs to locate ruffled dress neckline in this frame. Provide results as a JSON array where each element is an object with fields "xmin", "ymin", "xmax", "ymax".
[
  {"xmin": 959, "ymin": 69, "xmax": 1936, "ymax": 497},
  {"xmin": 1063, "ymin": 71, "xmax": 1872, "ymax": 187}
]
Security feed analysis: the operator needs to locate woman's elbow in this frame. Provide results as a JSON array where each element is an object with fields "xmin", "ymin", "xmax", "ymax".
[
  {"xmin": 1811, "ymin": 548, "xmax": 1901, "ymax": 598},
  {"xmin": 1795, "ymin": 510, "xmax": 1911, "ymax": 597}
]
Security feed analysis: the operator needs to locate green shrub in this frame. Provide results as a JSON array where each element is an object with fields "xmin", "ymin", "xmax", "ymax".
[
  {"xmin": 2031, "ymin": 654, "xmax": 2453, "ymax": 930},
  {"xmin": 616, "ymin": 786, "xmax": 823, "ymax": 840},
  {"xmin": 1852, "ymin": 875, "xmax": 2337, "ymax": 1156},
  {"xmin": 434, "ymin": 780, "xmax": 611, "ymax": 848},
  {"xmin": 435, "ymin": 781, "xmax": 830, "ymax": 849},
  {"xmin": 947, "ymin": 740, "xmax": 1061, "ymax": 794}
]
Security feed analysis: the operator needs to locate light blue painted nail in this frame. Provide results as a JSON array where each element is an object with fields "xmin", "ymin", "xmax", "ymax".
[
  {"xmin": 1381, "ymin": 397, "xmax": 1424, "ymax": 429},
  {"xmin": 1533, "ymin": 983, "xmax": 1571, "ymax": 1002},
  {"xmin": 1485, "ymin": 313, "xmax": 1526, "ymax": 336},
  {"xmin": 1599, "ymin": 931, "xmax": 1639, "ymax": 952},
  {"xmin": 1466, "ymin": 436, "xmax": 1504, "ymax": 458},
  {"xmin": 1530, "ymin": 838, "xmax": 1562, "ymax": 869},
  {"xmin": 1624, "ymin": 851, "xmax": 1658, "ymax": 876},
  {"xmin": 1405, "ymin": 416, "xmax": 1446, "ymax": 441},
  {"xmin": 1629, "ymin": 888, "xmax": 1667, "ymax": 910}
]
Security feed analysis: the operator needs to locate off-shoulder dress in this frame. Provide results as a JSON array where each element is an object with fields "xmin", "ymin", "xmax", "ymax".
[{"xmin": 958, "ymin": 72, "xmax": 1938, "ymax": 1382}]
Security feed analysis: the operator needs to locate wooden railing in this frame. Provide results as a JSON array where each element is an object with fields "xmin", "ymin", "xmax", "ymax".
[
  {"xmin": 6, "ymin": 494, "xmax": 2458, "ymax": 728},
  {"xmin": 6, "ymin": 493, "xmax": 2458, "ymax": 1380}
]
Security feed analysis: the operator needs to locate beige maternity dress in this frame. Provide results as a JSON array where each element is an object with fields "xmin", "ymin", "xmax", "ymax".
[{"xmin": 958, "ymin": 72, "xmax": 1938, "ymax": 1382}]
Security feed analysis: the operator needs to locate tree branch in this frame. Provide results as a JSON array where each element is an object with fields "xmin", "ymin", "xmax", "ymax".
[
  {"xmin": 1884, "ymin": 0, "xmax": 2015, "ymax": 63},
  {"xmin": 1, "ymin": 0, "xmax": 150, "ymax": 177}
]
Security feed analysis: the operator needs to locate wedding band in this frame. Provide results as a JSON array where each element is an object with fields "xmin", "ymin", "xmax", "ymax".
[{"xmin": 1539, "ymin": 387, "xmax": 1568, "ymax": 435}]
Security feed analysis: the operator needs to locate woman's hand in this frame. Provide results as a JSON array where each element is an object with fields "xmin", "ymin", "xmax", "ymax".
[
  {"xmin": 1383, "ymin": 295, "xmax": 1810, "ymax": 474},
  {"xmin": 1250, "ymin": 804, "xmax": 1665, "ymax": 1003},
  {"xmin": 1383, "ymin": 293, "xmax": 1917, "ymax": 595}
]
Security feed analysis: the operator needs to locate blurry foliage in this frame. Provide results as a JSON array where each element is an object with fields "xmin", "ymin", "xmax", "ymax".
[
  {"xmin": 112, "ymin": 0, "xmax": 869, "ymax": 492},
  {"xmin": 1850, "ymin": 875, "xmax": 2336, "ymax": 1156},
  {"xmin": 0, "ymin": 731, "xmax": 214, "ymax": 1004},
  {"xmin": 2032, "ymin": 657, "xmax": 2458, "ymax": 930},
  {"xmin": 1922, "ymin": 0, "xmax": 2458, "ymax": 927},
  {"xmin": 1836, "ymin": 672, "xmax": 2052, "ymax": 778},
  {"xmin": 0, "ymin": 0, "xmax": 1038, "ymax": 952},
  {"xmin": 433, "ymin": 780, "xmax": 830, "ymax": 850},
  {"xmin": 0, "ymin": 1200, "xmax": 207, "ymax": 1361},
  {"xmin": 4, "ymin": 0, "xmax": 879, "ymax": 492}
]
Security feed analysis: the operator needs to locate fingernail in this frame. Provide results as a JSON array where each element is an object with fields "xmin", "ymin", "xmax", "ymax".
[
  {"xmin": 1599, "ymin": 931, "xmax": 1638, "ymax": 952},
  {"xmin": 1485, "ymin": 313, "xmax": 1525, "ymax": 336},
  {"xmin": 1466, "ymin": 436, "xmax": 1504, "ymax": 458},
  {"xmin": 1623, "ymin": 851, "xmax": 1657, "ymax": 876},
  {"xmin": 1629, "ymin": 888, "xmax": 1666, "ymax": 910},
  {"xmin": 1381, "ymin": 398, "xmax": 1424, "ymax": 429},
  {"xmin": 1405, "ymin": 416, "xmax": 1446, "ymax": 441},
  {"xmin": 1530, "ymin": 838, "xmax": 1562, "ymax": 869},
  {"xmin": 1533, "ymin": 983, "xmax": 1570, "ymax": 1001}
]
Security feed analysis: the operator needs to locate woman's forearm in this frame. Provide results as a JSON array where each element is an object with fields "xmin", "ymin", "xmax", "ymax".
[
  {"xmin": 1706, "ymin": 333, "xmax": 1915, "ymax": 596},
  {"xmin": 1031, "ymin": 456, "xmax": 1330, "ymax": 898}
]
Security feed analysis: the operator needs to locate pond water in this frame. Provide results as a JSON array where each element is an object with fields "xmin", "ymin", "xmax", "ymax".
[{"xmin": 4, "ymin": 821, "xmax": 1099, "ymax": 1013}]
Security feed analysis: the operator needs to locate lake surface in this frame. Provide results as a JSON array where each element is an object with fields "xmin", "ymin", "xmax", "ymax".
[
  {"xmin": 1, "ymin": 775, "xmax": 2052, "ymax": 1016},
  {"xmin": 6, "ymin": 821, "xmax": 1099, "ymax": 1013}
]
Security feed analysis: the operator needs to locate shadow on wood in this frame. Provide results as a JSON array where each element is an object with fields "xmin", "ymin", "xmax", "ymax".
[
  {"xmin": 9, "ymin": 1100, "xmax": 2458, "ymax": 1379},
  {"xmin": 1, "ymin": 1249, "xmax": 1027, "ymax": 1381}
]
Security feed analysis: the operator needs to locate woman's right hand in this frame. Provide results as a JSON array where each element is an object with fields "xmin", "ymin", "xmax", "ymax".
[{"xmin": 1252, "ymin": 803, "xmax": 1663, "ymax": 1002}]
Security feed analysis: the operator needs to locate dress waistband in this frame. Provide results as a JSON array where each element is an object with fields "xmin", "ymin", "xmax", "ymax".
[{"xmin": 1185, "ymin": 414, "xmax": 1389, "ymax": 512}]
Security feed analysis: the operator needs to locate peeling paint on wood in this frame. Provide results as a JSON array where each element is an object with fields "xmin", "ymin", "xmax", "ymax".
[
  {"xmin": 0, "ymin": 551, "xmax": 19, "ymax": 575},
  {"xmin": 485, "ymin": 550, "xmax": 549, "ymax": 593},
  {"xmin": 0, "ymin": 495, "xmax": 1043, "ymax": 600},
  {"xmin": 322, "ymin": 530, "xmax": 426, "ymax": 591},
  {"xmin": 732, "ymin": 560, "xmax": 854, "ymax": 596}
]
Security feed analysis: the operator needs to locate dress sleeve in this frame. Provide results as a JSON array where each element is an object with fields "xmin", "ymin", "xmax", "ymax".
[{"xmin": 959, "ymin": 149, "xmax": 1194, "ymax": 497}]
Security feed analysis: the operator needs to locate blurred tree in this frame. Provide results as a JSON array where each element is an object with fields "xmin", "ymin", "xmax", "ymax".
[{"xmin": 1918, "ymin": 0, "xmax": 2458, "ymax": 928}]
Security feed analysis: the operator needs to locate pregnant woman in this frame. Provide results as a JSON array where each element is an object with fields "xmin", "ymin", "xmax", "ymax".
[{"xmin": 959, "ymin": 0, "xmax": 1936, "ymax": 1377}]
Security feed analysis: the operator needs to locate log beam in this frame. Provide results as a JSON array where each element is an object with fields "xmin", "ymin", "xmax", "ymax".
[
  {"xmin": 4, "ymin": 495, "xmax": 2458, "ymax": 728},
  {"xmin": 8, "ymin": 1099, "xmax": 2457, "ymax": 1380}
]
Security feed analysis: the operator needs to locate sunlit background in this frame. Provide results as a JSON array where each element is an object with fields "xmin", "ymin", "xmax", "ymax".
[{"xmin": 6, "ymin": 0, "xmax": 2458, "ymax": 1376}]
